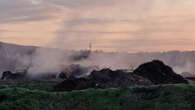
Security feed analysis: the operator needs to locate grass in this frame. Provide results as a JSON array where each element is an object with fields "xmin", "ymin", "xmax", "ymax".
[
  {"xmin": 0, "ymin": 83, "xmax": 195, "ymax": 110},
  {"xmin": 0, "ymin": 80, "xmax": 61, "ymax": 91}
]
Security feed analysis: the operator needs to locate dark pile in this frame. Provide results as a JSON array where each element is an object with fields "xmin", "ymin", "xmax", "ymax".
[
  {"xmin": 53, "ymin": 78, "xmax": 95, "ymax": 91},
  {"xmin": 1, "ymin": 60, "xmax": 188, "ymax": 92},
  {"xmin": 1, "ymin": 71, "xmax": 26, "ymax": 80},
  {"xmin": 133, "ymin": 60, "xmax": 188, "ymax": 84},
  {"xmin": 53, "ymin": 69, "xmax": 152, "ymax": 91},
  {"xmin": 54, "ymin": 60, "xmax": 188, "ymax": 91},
  {"xmin": 89, "ymin": 69, "xmax": 152, "ymax": 88}
]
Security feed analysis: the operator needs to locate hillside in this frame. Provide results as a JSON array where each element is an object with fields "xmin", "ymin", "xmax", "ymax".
[
  {"xmin": 0, "ymin": 42, "xmax": 36, "ymax": 72},
  {"xmin": 0, "ymin": 84, "xmax": 195, "ymax": 110}
]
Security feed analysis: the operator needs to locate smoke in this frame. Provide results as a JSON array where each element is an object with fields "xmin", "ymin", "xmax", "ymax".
[
  {"xmin": 26, "ymin": 47, "xmax": 94, "ymax": 78},
  {"xmin": 25, "ymin": 46, "xmax": 136, "ymax": 78},
  {"xmin": 27, "ymin": 47, "xmax": 71, "ymax": 77},
  {"xmin": 0, "ymin": 42, "xmax": 33, "ymax": 73},
  {"xmin": 2, "ymin": 41, "xmax": 195, "ymax": 79},
  {"xmin": 87, "ymin": 52, "xmax": 132, "ymax": 70},
  {"xmin": 173, "ymin": 61, "xmax": 195, "ymax": 74},
  {"xmin": 19, "ymin": 48, "xmax": 195, "ymax": 79}
]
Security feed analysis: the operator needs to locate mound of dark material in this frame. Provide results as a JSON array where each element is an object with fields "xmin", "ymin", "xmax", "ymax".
[
  {"xmin": 53, "ymin": 69, "xmax": 152, "ymax": 91},
  {"xmin": 53, "ymin": 78, "xmax": 95, "ymax": 91},
  {"xmin": 133, "ymin": 60, "xmax": 188, "ymax": 84},
  {"xmin": 89, "ymin": 69, "xmax": 152, "ymax": 88},
  {"xmin": 1, "ymin": 71, "xmax": 26, "ymax": 80}
]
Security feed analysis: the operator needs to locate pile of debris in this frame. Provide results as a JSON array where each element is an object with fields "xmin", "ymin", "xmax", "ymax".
[
  {"xmin": 1, "ymin": 71, "xmax": 27, "ymax": 80},
  {"xmin": 133, "ymin": 60, "xmax": 188, "ymax": 84},
  {"xmin": 1, "ymin": 60, "xmax": 188, "ymax": 92},
  {"xmin": 53, "ymin": 78, "xmax": 94, "ymax": 91},
  {"xmin": 53, "ymin": 69, "xmax": 152, "ymax": 91},
  {"xmin": 89, "ymin": 69, "xmax": 152, "ymax": 88},
  {"xmin": 54, "ymin": 60, "xmax": 188, "ymax": 91},
  {"xmin": 1, "ymin": 70, "xmax": 57, "ymax": 80}
]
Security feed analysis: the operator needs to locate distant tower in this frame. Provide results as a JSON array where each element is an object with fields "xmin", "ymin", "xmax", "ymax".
[{"xmin": 89, "ymin": 43, "xmax": 92, "ymax": 51}]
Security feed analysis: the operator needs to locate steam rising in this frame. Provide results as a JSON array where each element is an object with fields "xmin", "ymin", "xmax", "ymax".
[
  {"xmin": 28, "ymin": 48, "xmax": 70, "ymax": 74},
  {"xmin": 0, "ymin": 42, "xmax": 195, "ymax": 78},
  {"xmin": 173, "ymin": 61, "xmax": 195, "ymax": 74}
]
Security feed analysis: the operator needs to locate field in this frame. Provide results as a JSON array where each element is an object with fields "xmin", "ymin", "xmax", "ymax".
[
  {"xmin": 0, "ymin": 80, "xmax": 195, "ymax": 110},
  {"xmin": 0, "ymin": 80, "xmax": 62, "ymax": 91}
]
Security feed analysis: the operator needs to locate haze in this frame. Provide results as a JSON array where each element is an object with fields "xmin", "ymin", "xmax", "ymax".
[{"xmin": 0, "ymin": 0, "xmax": 195, "ymax": 52}]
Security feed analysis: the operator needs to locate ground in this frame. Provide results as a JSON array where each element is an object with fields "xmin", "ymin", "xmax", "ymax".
[{"xmin": 0, "ymin": 80, "xmax": 194, "ymax": 110}]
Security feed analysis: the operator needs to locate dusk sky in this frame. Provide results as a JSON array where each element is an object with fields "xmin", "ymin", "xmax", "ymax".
[{"xmin": 0, "ymin": 0, "xmax": 195, "ymax": 52}]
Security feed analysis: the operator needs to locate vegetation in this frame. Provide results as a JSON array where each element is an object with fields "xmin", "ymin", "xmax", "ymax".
[
  {"xmin": 0, "ymin": 80, "xmax": 62, "ymax": 91},
  {"xmin": 0, "ymin": 83, "xmax": 195, "ymax": 110}
]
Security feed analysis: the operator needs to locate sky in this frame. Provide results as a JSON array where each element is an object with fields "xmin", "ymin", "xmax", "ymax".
[{"xmin": 0, "ymin": 0, "xmax": 195, "ymax": 52}]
